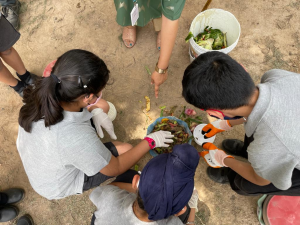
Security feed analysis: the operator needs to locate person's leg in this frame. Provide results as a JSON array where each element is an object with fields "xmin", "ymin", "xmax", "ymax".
[
  {"xmin": 112, "ymin": 140, "xmax": 133, "ymax": 155},
  {"xmin": 0, "ymin": 58, "xmax": 18, "ymax": 86},
  {"xmin": 82, "ymin": 142, "xmax": 133, "ymax": 191},
  {"xmin": 228, "ymin": 168, "xmax": 300, "ymax": 196},
  {"xmin": 178, "ymin": 205, "xmax": 191, "ymax": 224},
  {"xmin": 0, "ymin": 47, "xmax": 37, "ymax": 86},
  {"xmin": 0, "ymin": 47, "xmax": 26, "ymax": 75},
  {"xmin": 0, "ymin": 58, "xmax": 25, "ymax": 95},
  {"xmin": 122, "ymin": 26, "xmax": 136, "ymax": 48},
  {"xmin": 153, "ymin": 18, "xmax": 162, "ymax": 50},
  {"xmin": 240, "ymin": 134, "xmax": 254, "ymax": 159}
]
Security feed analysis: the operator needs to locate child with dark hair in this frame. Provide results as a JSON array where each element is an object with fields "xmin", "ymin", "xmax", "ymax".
[
  {"xmin": 182, "ymin": 51, "xmax": 300, "ymax": 196},
  {"xmin": 17, "ymin": 49, "xmax": 174, "ymax": 200},
  {"xmin": 89, "ymin": 144, "xmax": 199, "ymax": 225},
  {"xmin": 0, "ymin": 14, "xmax": 36, "ymax": 97}
]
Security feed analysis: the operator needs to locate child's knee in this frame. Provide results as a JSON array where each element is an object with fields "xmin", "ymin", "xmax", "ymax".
[{"xmin": 112, "ymin": 141, "xmax": 133, "ymax": 155}]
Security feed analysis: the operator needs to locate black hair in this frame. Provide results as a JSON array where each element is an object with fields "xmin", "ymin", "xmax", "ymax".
[
  {"xmin": 182, "ymin": 51, "xmax": 256, "ymax": 110},
  {"xmin": 19, "ymin": 49, "xmax": 110, "ymax": 132},
  {"xmin": 137, "ymin": 191, "xmax": 145, "ymax": 210}
]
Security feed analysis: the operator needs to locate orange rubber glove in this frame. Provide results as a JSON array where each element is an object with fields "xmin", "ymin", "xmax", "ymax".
[
  {"xmin": 202, "ymin": 120, "xmax": 232, "ymax": 138},
  {"xmin": 200, "ymin": 143, "xmax": 234, "ymax": 168}
]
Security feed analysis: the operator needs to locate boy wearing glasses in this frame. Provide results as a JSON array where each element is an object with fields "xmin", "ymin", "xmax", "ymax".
[{"xmin": 182, "ymin": 51, "xmax": 300, "ymax": 196}]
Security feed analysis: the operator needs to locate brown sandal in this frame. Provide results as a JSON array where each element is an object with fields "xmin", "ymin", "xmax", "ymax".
[
  {"xmin": 156, "ymin": 31, "xmax": 161, "ymax": 51},
  {"xmin": 122, "ymin": 26, "xmax": 136, "ymax": 48}
]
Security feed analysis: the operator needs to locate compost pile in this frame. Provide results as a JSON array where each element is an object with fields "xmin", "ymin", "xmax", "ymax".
[
  {"xmin": 186, "ymin": 26, "xmax": 227, "ymax": 50},
  {"xmin": 151, "ymin": 119, "xmax": 191, "ymax": 154}
]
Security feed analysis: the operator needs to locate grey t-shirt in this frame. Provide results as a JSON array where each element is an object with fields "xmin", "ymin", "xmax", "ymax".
[
  {"xmin": 17, "ymin": 109, "xmax": 112, "ymax": 200},
  {"xmin": 89, "ymin": 185, "xmax": 183, "ymax": 225},
  {"xmin": 245, "ymin": 69, "xmax": 300, "ymax": 190}
]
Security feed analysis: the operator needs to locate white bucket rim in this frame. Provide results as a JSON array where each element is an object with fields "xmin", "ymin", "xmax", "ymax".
[{"xmin": 189, "ymin": 8, "xmax": 241, "ymax": 52}]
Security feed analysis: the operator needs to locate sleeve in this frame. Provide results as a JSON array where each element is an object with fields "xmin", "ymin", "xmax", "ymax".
[
  {"xmin": 162, "ymin": 0, "xmax": 186, "ymax": 21},
  {"xmin": 248, "ymin": 133, "xmax": 298, "ymax": 190},
  {"xmin": 61, "ymin": 125, "xmax": 112, "ymax": 176},
  {"xmin": 261, "ymin": 69, "xmax": 299, "ymax": 83}
]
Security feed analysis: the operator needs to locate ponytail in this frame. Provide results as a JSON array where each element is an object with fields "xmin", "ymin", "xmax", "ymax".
[
  {"xmin": 19, "ymin": 76, "xmax": 64, "ymax": 132},
  {"xmin": 19, "ymin": 49, "xmax": 110, "ymax": 132}
]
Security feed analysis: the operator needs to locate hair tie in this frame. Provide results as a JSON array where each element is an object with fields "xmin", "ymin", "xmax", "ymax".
[
  {"xmin": 50, "ymin": 73, "xmax": 61, "ymax": 84},
  {"xmin": 78, "ymin": 76, "xmax": 87, "ymax": 89}
]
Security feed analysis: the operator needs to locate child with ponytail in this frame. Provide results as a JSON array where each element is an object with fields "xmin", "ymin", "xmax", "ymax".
[{"xmin": 17, "ymin": 49, "xmax": 173, "ymax": 200}]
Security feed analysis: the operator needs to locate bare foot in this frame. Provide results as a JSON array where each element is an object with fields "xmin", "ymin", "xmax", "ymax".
[{"xmin": 122, "ymin": 26, "xmax": 136, "ymax": 48}]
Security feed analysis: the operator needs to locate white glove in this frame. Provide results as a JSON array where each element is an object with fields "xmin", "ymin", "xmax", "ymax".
[
  {"xmin": 188, "ymin": 188, "xmax": 199, "ymax": 212},
  {"xmin": 146, "ymin": 131, "xmax": 174, "ymax": 148},
  {"xmin": 91, "ymin": 108, "xmax": 117, "ymax": 140}
]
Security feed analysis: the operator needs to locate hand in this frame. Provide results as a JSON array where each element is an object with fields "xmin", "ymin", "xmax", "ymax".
[
  {"xmin": 188, "ymin": 188, "xmax": 199, "ymax": 212},
  {"xmin": 91, "ymin": 108, "xmax": 117, "ymax": 140},
  {"xmin": 146, "ymin": 131, "xmax": 174, "ymax": 148},
  {"xmin": 151, "ymin": 70, "xmax": 168, "ymax": 98},
  {"xmin": 202, "ymin": 120, "xmax": 232, "ymax": 138},
  {"xmin": 200, "ymin": 143, "xmax": 234, "ymax": 168}
]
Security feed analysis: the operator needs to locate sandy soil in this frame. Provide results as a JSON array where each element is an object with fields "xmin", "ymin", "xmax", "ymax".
[{"xmin": 0, "ymin": 0, "xmax": 299, "ymax": 224}]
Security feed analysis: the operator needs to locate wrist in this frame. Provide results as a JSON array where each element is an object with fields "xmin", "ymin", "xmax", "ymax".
[
  {"xmin": 155, "ymin": 63, "xmax": 168, "ymax": 74},
  {"xmin": 144, "ymin": 137, "xmax": 156, "ymax": 149},
  {"xmin": 223, "ymin": 156, "xmax": 235, "ymax": 167},
  {"xmin": 226, "ymin": 120, "xmax": 232, "ymax": 127}
]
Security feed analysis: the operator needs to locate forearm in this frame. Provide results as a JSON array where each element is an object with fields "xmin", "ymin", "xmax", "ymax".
[
  {"xmin": 158, "ymin": 15, "xmax": 179, "ymax": 69},
  {"xmin": 100, "ymin": 140, "xmax": 150, "ymax": 176},
  {"xmin": 224, "ymin": 158, "xmax": 270, "ymax": 186},
  {"xmin": 227, "ymin": 118, "xmax": 244, "ymax": 127}
]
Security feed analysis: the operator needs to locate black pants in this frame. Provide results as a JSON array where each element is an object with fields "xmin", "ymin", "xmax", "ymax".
[{"xmin": 228, "ymin": 135, "xmax": 300, "ymax": 196}]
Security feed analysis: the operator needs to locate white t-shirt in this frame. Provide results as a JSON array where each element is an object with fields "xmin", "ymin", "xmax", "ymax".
[
  {"xmin": 17, "ymin": 109, "xmax": 111, "ymax": 199},
  {"xmin": 89, "ymin": 185, "xmax": 183, "ymax": 225}
]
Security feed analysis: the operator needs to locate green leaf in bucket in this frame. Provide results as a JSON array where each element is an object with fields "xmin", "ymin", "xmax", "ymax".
[{"xmin": 185, "ymin": 32, "xmax": 194, "ymax": 43}]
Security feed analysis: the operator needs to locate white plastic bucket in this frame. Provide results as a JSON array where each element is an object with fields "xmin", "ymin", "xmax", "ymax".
[{"xmin": 189, "ymin": 8, "xmax": 241, "ymax": 61}]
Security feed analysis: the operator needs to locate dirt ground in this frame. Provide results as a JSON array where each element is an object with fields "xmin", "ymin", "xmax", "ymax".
[{"xmin": 0, "ymin": 0, "xmax": 299, "ymax": 224}]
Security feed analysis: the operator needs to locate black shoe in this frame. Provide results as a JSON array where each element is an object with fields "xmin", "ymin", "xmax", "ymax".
[
  {"xmin": 17, "ymin": 72, "xmax": 39, "ymax": 86},
  {"xmin": 1, "ymin": 188, "xmax": 24, "ymax": 204},
  {"xmin": 1, "ymin": 0, "xmax": 21, "ymax": 30},
  {"xmin": 17, "ymin": 215, "xmax": 34, "ymax": 225},
  {"xmin": 25, "ymin": 73, "xmax": 39, "ymax": 86},
  {"xmin": 206, "ymin": 167, "xmax": 230, "ymax": 184},
  {"xmin": 222, "ymin": 139, "xmax": 247, "ymax": 158},
  {"xmin": 0, "ymin": 205, "xmax": 19, "ymax": 222}
]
